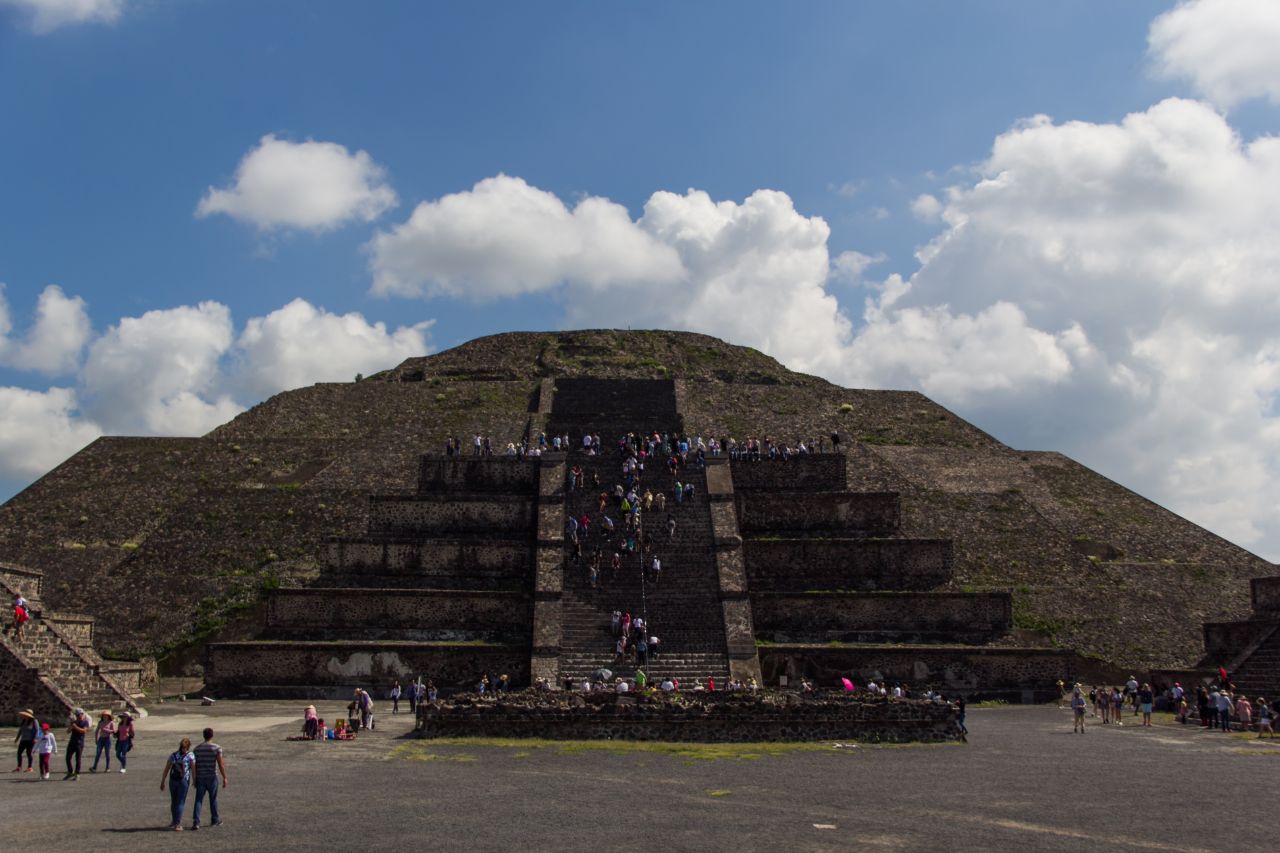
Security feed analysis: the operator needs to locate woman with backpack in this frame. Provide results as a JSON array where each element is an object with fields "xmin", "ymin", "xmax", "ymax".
[{"xmin": 160, "ymin": 738, "xmax": 195, "ymax": 831}]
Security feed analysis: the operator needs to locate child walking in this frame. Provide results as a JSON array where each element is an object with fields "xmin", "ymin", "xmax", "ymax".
[{"xmin": 36, "ymin": 723, "xmax": 57, "ymax": 780}]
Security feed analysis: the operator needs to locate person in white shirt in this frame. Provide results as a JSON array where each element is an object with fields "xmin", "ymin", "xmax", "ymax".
[
  {"xmin": 616, "ymin": 679, "xmax": 630, "ymax": 694},
  {"xmin": 660, "ymin": 679, "xmax": 675, "ymax": 692}
]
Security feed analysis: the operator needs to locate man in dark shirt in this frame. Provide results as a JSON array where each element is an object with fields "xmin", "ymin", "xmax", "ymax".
[
  {"xmin": 190, "ymin": 727, "xmax": 228, "ymax": 830},
  {"xmin": 64, "ymin": 709, "xmax": 88, "ymax": 779}
]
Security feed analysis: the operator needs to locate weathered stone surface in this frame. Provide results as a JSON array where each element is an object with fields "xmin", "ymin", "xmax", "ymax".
[
  {"xmin": 744, "ymin": 538, "xmax": 953, "ymax": 592},
  {"xmin": 417, "ymin": 690, "xmax": 962, "ymax": 743},
  {"xmin": 736, "ymin": 492, "xmax": 900, "ymax": 534},
  {"xmin": 752, "ymin": 592, "xmax": 1011, "ymax": 644},
  {"xmin": 759, "ymin": 645, "xmax": 1072, "ymax": 699},
  {"xmin": 730, "ymin": 455, "xmax": 847, "ymax": 491},
  {"xmin": 206, "ymin": 640, "xmax": 529, "ymax": 697}
]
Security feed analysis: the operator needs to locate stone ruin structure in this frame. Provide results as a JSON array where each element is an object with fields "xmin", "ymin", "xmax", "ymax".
[
  {"xmin": 1168, "ymin": 575, "xmax": 1280, "ymax": 699},
  {"xmin": 0, "ymin": 330, "xmax": 1274, "ymax": 716},
  {"xmin": 1, "ymin": 562, "xmax": 144, "ymax": 721},
  {"xmin": 204, "ymin": 376, "xmax": 1070, "ymax": 699}
]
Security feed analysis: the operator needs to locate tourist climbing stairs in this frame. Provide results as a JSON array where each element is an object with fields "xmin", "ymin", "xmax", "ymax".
[
  {"xmin": 1, "ymin": 566, "xmax": 140, "ymax": 716},
  {"xmin": 556, "ymin": 450, "xmax": 731, "ymax": 686}
]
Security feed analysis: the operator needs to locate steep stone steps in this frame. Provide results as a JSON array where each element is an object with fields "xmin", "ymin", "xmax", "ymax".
[
  {"xmin": 556, "ymin": 452, "xmax": 730, "ymax": 684},
  {"xmin": 1230, "ymin": 625, "xmax": 1280, "ymax": 698}
]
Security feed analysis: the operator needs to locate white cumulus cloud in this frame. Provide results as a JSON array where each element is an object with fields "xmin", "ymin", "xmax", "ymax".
[
  {"xmin": 1149, "ymin": 0, "xmax": 1280, "ymax": 108},
  {"xmin": 0, "ymin": 386, "xmax": 101, "ymax": 478},
  {"xmin": 197, "ymin": 134, "xmax": 397, "ymax": 232},
  {"xmin": 369, "ymin": 174, "xmax": 684, "ymax": 299},
  {"xmin": 910, "ymin": 193, "xmax": 943, "ymax": 222},
  {"xmin": 235, "ymin": 298, "xmax": 432, "ymax": 397},
  {"xmin": 0, "ymin": 0, "xmax": 122, "ymax": 33},
  {"xmin": 849, "ymin": 97, "xmax": 1280, "ymax": 554},
  {"xmin": 81, "ymin": 301, "xmax": 241, "ymax": 436},
  {"xmin": 0, "ymin": 284, "xmax": 92, "ymax": 375}
]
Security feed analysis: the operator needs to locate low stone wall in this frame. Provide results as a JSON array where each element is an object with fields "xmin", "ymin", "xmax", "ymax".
[
  {"xmin": 204, "ymin": 640, "xmax": 530, "ymax": 698},
  {"xmin": 751, "ymin": 592, "xmax": 1011, "ymax": 643},
  {"xmin": 0, "ymin": 561, "xmax": 43, "ymax": 600},
  {"xmin": 267, "ymin": 588, "xmax": 532, "ymax": 641},
  {"xmin": 367, "ymin": 494, "xmax": 536, "ymax": 534},
  {"xmin": 44, "ymin": 613, "xmax": 94, "ymax": 647},
  {"xmin": 729, "ymin": 455, "xmax": 847, "ymax": 491},
  {"xmin": 323, "ymin": 537, "xmax": 533, "ymax": 588},
  {"xmin": 416, "ymin": 691, "xmax": 961, "ymax": 743},
  {"xmin": 1253, "ymin": 577, "xmax": 1280, "ymax": 614},
  {"xmin": 100, "ymin": 660, "xmax": 147, "ymax": 695},
  {"xmin": 737, "ymin": 492, "xmax": 899, "ymax": 534},
  {"xmin": 759, "ymin": 644, "xmax": 1072, "ymax": 700},
  {"xmin": 1203, "ymin": 619, "xmax": 1275, "ymax": 658},
  {"xmin": 744, "ymin": 538, "xmax": 952, "ymax": 591},
  {"xmin": 417, "ymin": 456, "xmax": 539, "ymax": 494}
]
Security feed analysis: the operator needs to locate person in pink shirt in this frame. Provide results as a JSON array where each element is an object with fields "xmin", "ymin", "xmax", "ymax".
[{"xmin": 1235, "ymin": 695, "xmax": 1253, "ymax": 730}]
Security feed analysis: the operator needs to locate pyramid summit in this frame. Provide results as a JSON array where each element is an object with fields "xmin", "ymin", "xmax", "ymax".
[{"xmin": 1, "ymin": 329, "xmax": 1274, "ymax": 708}]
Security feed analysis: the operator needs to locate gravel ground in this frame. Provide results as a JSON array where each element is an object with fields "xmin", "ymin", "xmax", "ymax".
[{"xmin": 1, "ymin": 701, "xmax": 1276, "ymax": 852}]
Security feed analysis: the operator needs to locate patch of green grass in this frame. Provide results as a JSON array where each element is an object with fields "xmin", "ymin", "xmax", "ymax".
[
  {"xmin": 390, "ymin": 744, "xmax": 479, "ymax": 763},
  {"xmin": 707, "ymin": 789, "xmax": 732, "ymax": 797}
]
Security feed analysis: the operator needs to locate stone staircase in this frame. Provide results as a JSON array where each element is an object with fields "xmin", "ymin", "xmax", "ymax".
[
  {"xmin": 557, "ymin": 453, "xmax": 730, "ymax": 685},
  {"xmin": 0, "ymin": 563, "xmax": 141, "ymax": 723},
  {"xmin": 1201, "ymin": 576, "xmax": 1280, "ymax": 698}
]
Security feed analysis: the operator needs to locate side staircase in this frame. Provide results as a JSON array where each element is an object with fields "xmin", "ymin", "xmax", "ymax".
[
  {"xmin": 1, "ymin": 563, "xmax": 142, "ymax": 723},
  {"xmin": 1201, "ymin": 576, "xmax": 1280, "ymax": 698}
]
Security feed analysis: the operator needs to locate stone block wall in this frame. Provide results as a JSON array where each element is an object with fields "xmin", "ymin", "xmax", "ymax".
[
  {"xmin": 205, "ymin": 640, "xmax": 530, "ymax": 697},
  {"xmin": 0, "ymin": 637, "xmax": 75, "ymax": 724},
  {"xmin": 0, "ymin": 562, "xmax": 42, "ymax": 601},
  {"xmin": 729, "ymin": 455, "xmax": 847, "ymax": 491},
  {"xmin": 1253, "ymin": 577, "xmax": 1280, "ymax": 614},
  {"xmin": 367, "ymin": 494, "xmax": 536, "ymax": 534},
  {"xmin": 737, "ymin": 492, "xmax": 900, "ymax": 534},
  {"xmin": 322, "ymin": 537, "xmax": 533, "ymax": 589},
  {"xmin": 417, "ymin": 457, "xmax": 539, "ymax": 494},
  {"xmin": 743, "ymin": 538, "xmax": 952, "ymax": 591},
  {"xmin": 751, "ymin": 592, "xmax": 1011, "ymax": 643},
  {"xmin": 1203, "ymin": 619, "xmax": 1276, "ymax": 658},
  {"xmin": 758, "ymin": 645, "xmax": 1072, "ymax": 697},
  {"xmin": 416, "ymin": 691, "xmax": 962, "ymax": 743},
  {"xmin": 44, "ymin": 614, "xmax": 94, "ymax": 648},
  {"xmin": 267, "ymin": 588, "xmax": 532, "ymax": 641}
]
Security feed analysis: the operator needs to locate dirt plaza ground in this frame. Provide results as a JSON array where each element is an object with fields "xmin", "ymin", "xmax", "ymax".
[{"xmin": 2, "ymin": 700, "xmax": 1277, "ymax": 852}]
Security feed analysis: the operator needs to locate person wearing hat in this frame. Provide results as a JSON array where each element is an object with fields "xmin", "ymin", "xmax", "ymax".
[
  {"xmin": 115, "ymin": 712, "xmax": 135, "ymax": 773},
  {"xmin": 35, "ymin": 723, "xmax": 57, "ymax": 780},
  {"xmin": 64, "ymin": 707, "xmax": 89, "ymax": 780},
  {"xmin": 14, "ymin": 708, "xmax": 39, "ymax": 772},
  {"xmin": 91, "ymin": 710, "xmax": 116, "ymax": 772},
  {"xmin": 302, "ymin": 704, "xmax": 319, "ymax": 739}
]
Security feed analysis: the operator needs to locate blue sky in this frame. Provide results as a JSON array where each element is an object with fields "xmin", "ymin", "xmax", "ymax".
[{"xmin": 4, "ymin": 0, "xmax": 1280, "ymax": 558}]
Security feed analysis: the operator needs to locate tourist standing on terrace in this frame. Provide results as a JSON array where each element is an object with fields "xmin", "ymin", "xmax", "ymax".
[
  {"xmin": 1138, "ymin": 683, "xmax": 1154, "ymax": 727},
  {"xmin": 1071, "ymin": 686, "xmax": 1087, "ymax": 733},
  {"xmin": 390, "ymin": 681, "xmax": 401, "ymax": 715}
]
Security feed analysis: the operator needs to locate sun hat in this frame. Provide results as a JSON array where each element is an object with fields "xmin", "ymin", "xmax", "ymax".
[
  {"xmin": 100, "ymin": 710, "xmax": 113, "ymax": 719},
  {"xmin": 18, "ymin": 708, "xmax": 35, "ymax": 719}
]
